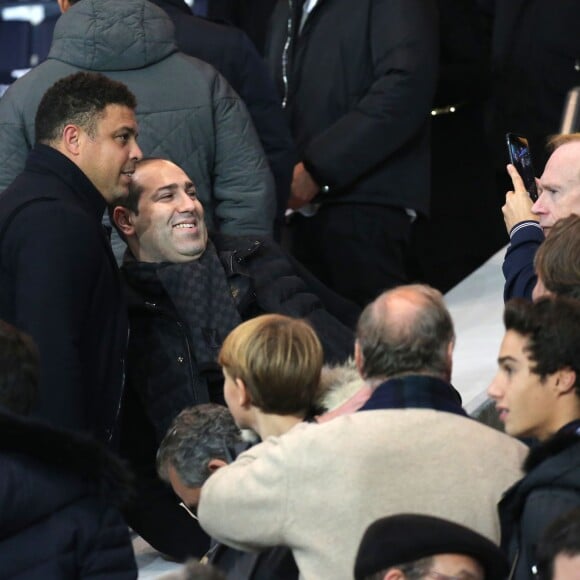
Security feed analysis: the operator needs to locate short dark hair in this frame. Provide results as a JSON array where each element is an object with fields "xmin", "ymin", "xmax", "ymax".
[
  {"xmin": 356, "ymin": 285, "xmax": 455, "ymax": 380},
  {"xmin": 157, "ymin": 404, "xmax": 242, "ymax": 488},
  {"xmin": 537, "ymin": 507, "xmax": 580, "ymax": 580},
  {"xmin": 0, "ymin": 320, "xmax": 39, "ymax": 415},
  {"xmin": 504, "ymin": 297, "xmax": 580, "ymax": 394},
  {"xmin": 110, "ymin": 158, "xmax": 164, "ymax": 216},
  {"xmin": 35, "ymin": 71, "xmax": 137, "ymax": 144},
  {"xmin": 534, "ymin": 214, "xmax": 580, "ymax": 300}
]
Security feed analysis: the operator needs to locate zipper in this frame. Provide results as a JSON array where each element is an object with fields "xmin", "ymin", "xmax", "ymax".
[
  {"xmin": 140, "ymin": 301, "xmax": 201, "ymax": 404},
  {"xmin": 106, "ymin": 324, "xmax": 130, "ymax": 444},
  {"xmin": 281, "ymin": 0, "xmax": 294, "ymax": 109}
]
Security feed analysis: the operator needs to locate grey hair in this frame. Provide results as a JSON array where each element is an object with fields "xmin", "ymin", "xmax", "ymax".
[
  {"xmin": 157, "ymin": 404, "xmax": 242, "ymax": 488},
  {"xmin": 356, "ymin": 284, "xmax": 455, "ymax": 380}
]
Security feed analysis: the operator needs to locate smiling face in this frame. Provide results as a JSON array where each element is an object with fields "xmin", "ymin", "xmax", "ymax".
[
  {"xmin": 487, "ymin": 330, "xmax": 562, "ymax": 441},
  {"xmin": 115, "ymin": 159, "xmax": 208, "ymax": 263},
  {"xmin": 76, "ymin": 104, "xmax": 142, "ymax": 203},
  {"xmin": 533, "ymin": 141, "xmax": 580, "ymax": 235}
]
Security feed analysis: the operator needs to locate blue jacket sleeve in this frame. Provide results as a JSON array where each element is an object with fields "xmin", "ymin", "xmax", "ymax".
[{"xmin": 503, "ymin": 221, "xmax": 544, "ymax": 302}]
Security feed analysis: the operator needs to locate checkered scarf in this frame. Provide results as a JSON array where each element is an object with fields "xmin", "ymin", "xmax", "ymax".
[
  {"xmin": 154, "ymin": 240, "xmax": 243, "ymax": 374},
  {"xmin": 358, "ymin": 375, "xmax": 466, "ymax": 416}
]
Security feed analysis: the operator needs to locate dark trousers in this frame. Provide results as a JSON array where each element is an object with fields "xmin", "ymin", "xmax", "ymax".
[{"xmin": 288, "ymin": 204, "xmax": 412, "ymax": 308}]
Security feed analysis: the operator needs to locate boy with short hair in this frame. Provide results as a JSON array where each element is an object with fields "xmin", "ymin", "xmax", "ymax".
[{"xmin": 218, "ymin": 313, "xmax": 324, "ymax": 440}]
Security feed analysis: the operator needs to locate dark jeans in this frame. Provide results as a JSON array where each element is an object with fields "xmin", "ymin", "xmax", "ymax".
[{"xmin": 288, "ymin": 204, "xmax": 412, "ymax": 308}]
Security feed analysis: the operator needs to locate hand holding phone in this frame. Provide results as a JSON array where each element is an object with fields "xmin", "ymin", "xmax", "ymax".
[{"xmin": 505, "ymin": 133, "xmax": 538, "ymax": 202}]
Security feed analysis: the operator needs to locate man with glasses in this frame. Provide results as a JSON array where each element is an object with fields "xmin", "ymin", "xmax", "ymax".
[{"xmin": 157, "ymin": 404, "xmax": 298, "ymax": 579}]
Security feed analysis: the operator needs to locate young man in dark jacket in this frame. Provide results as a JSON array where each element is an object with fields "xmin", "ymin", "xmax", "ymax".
[
  {"xmin": 488, "ymin": 297, "xmax": 580, "ymax": 579},
  {"xmin": 111, "ymin": 157, "xmax": 358, "ymax": 561}
]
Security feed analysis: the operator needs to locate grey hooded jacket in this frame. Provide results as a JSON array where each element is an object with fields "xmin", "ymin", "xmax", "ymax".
[{"xmin": 0, "ymin": 0, "xmax": 275, "ymax": 236}]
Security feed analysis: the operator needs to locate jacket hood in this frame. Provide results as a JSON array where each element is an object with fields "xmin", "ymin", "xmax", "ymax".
[
  {"xmin": 49, "ymin": 0, "xmax": 177, "ymax": 71},
  {"xmin": 0, "ymin": 410, "xmax": 133, "ymax": 538}
]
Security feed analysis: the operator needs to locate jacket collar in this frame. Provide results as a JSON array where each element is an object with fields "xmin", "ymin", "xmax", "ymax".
[
  {"xmin": 358, "ymin": 374, "xmax": 466, "ymax": 417},
  {"xmin": 524, "ymin": 420, "xmax": 580, "ymax": 473},
  {"xmin": 26, "ymin": 144, "xmax": 106, "ymax": 221}
]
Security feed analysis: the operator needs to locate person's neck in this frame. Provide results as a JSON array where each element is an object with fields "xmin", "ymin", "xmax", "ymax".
[{"xmin": 253, "ymin": 412, "xmax": 305, "ymax": 440}]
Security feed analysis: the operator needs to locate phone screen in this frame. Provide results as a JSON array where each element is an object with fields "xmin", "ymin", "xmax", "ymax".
[{"xmin": 506, "ymin": 133, "xmax": 538, "ymax": 202}]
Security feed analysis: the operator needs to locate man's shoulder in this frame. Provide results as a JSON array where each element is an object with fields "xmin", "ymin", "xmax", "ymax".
[
  {"xmin": 0, "ymin": 180, "xmax": 87, "ymax": 227},
  {"xmin": 290, "ymin": 410, "xmax": 526, "ymax": 455}
]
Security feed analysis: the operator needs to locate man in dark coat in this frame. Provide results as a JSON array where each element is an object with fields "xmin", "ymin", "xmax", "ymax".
[
  {"xmin": 110, "ymin": 157, "xmax": 359, "ymax": 560},
  {"xmin": 149, "ymin": 0, "xmax": 296, "ymax": 238},
  {"xmin": 0, "ymin": 319, "xmax": 137, "ymax": 579},
  {"xmin": 479, "ymin": 0, "xmax": 580, "ymax": 182},
  {"xmin": 0, "ymin": 72, "xmax": 142, "ymax": 444},
  {"xmin": 488, "ymin": 297, "xmax": 580, "ymax": 579},
  {"xmin": 266, "ymin": 0, "xmax": 438, "ymax": 307}
]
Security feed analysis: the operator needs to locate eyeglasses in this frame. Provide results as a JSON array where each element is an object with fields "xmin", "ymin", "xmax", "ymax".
[
  {"xmin": 179, "ymin": 501, "xmax": 199, "ymax": 522},
  {"xmin": 426, "ymin": 572, "xmax": 481, "ymax": 580}
]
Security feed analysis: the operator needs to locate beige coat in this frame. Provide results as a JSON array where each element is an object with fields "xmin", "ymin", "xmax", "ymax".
[{"xmin": 199, "ymin": 409, "xmax": 527, "ymax": 580}]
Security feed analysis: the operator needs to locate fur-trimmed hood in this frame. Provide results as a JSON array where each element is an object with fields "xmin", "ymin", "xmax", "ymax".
[{"xmin": 0, "ymin": 410, "xmax": 132, "ymax": 539}]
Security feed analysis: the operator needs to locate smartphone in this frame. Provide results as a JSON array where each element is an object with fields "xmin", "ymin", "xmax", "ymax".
[{"xmin": 506, "ymin": 133, "xmax": 538, "ymax": 202}]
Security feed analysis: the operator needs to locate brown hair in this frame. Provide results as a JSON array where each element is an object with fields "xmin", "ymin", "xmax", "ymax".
[
  {"xmin": 547, "ymin": 133, "xmax": 580, "ymax": 152},
  {"xmin": 218, "ymin": 314, "xmax": 323, "ymax": 416},
  {"xmin": 534, "ymin": 214, "xmax": 580, "ymax": 300}
]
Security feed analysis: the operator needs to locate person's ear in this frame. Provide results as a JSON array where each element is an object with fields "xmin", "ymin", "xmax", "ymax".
[
  {"xmin": 112, "ymin": 206, "xmax": 136, "ymax": 237},
  {"xmin": 57, "ymin": 0, "xmax": 71, "ymax": 13},
  {"xmin": 61, "ymin": 124, "xmax": 82, "ymax": 156},
  {"xmin": 554, "ymin": 367, "xmax": 577, "ymax": 397},
  {"xmin": 446, "ymin": 339, "xmax": 454, "ymax": 378},
  {"xmin": 208, "ymin": 458, "xmax": 228, "ymax": 473},
  {"xmin": 235, "ymin": 378, "xmax": 252, "ymax": 409},
  {"xmin": 354, "ymin": 340, "xmax": 365, "ymax": 378}
]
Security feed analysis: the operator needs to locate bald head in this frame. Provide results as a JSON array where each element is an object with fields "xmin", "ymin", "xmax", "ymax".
[{"xmin": 356, "ymin": 285, "xmax": 455, "ymax": 381}]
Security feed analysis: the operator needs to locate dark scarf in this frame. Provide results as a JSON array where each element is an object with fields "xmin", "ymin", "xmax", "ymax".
[
  {"xmin": 358, "ymin": 375, "xmax": 466, "ymax": 417},
  {"xmin": 124, "ymin": 241, "xmax": 242, "ymax": 391}
]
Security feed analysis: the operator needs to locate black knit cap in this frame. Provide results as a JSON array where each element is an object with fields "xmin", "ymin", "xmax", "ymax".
[{"xmin": 354, "ymin": 514, "xmax": 509, "ymax": 580}]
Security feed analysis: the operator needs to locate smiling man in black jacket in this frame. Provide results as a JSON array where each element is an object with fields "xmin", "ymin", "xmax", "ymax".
[{"xmin": 111, "ymin": 157, "xmax": 359, "ymax": 560}]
